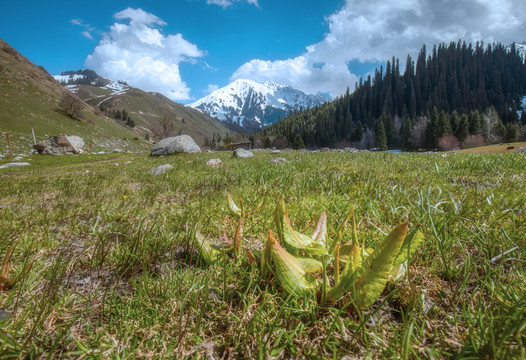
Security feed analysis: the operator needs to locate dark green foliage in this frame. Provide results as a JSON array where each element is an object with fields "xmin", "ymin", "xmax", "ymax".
[
  {"xmin": 375, "ymin": 121, "xmax": 388, "ymax": 150},
  {"xmin": 264, "ymin": 136, "xmax": 272, "ymax": 149},
  {"xmin": 291, "ymin": 134, "xmax": 305, "ymax": 150},
  {"xmin": 261, "ymin": 41, "xmax": 526, "ymax": 150}
]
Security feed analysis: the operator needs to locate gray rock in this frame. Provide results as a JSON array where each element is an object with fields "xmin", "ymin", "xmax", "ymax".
[
  {"xmin": 151, "ymin": 164, "xmax": 173, "ymax": 176},
  {"xmin": 0, "ymin": 310, "xmax": 10, "ymax": 321},
  {"xmin": 13, "ymin": 156, "xmax": 23, "ymax": 161},
  {"xmin": 0, "ymin": 162, "xmax": 31, "ymax": 169},
  {"xmin": 271, "ymin": 157, "xmax": 288, "ymax": 164},
  {"xmin": 207, "ymin": 158, "xmax": 222, "ymax": 167},
  {"xmin": 514, "ymin": 146, "xmax": 526, "ymax": 153},
  {"xmin": 33, "ymin": 135, "xmax": 84, "ymax": 155},
  {"xmin": 233, "ymin": 148, "xmax": 253, "ymax": 158},
  {"xmin": 151, "ymin": 135, "xmax": 201, "ymax": 156},
  {"xmin": 271, "ymin": 150, "xmax": 281, "ymax": 154},
  {"xmin": 65, "ymin": 136, "xmax": 85, "ymax": 153},
  {"xmin": 112, "ymin": 149, "xmax": 123, "ymax": 153}
]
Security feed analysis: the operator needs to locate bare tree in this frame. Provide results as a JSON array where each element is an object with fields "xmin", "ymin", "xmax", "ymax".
[
  {"xmin": 60, "ymin": 92, "xmax": 83, "ymax": 119},
  {"xmin": 409, "ymin": 116, "xmax": 429, "ymax": 149},
  {"xmin": 152, "ymin": 114, "xmax": 176, "ymax": 139}
]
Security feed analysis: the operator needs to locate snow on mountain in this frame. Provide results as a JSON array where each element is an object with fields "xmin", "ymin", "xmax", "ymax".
[
  {"xmin": 189, "ymin": 79, "xmax": 327, "ymax": 128},
  {"xmin": 53, "ymin": 74, "xmax": 86, "ymax": 83},
  {"xmin": 516, "ymin": 42, "xmax": 526, "ymax": 59},
  {"xmin": 508, "ymin": 42, "xmax": 526, "ymax": 59}
]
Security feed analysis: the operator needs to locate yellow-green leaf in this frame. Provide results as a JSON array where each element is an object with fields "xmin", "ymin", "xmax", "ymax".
[
  {"xmin": 352, "ymin": 222, "xmax": 408, "ymax": 309},
  {"xmin": 194, "ymin": 230, "xmax": 220, "ymax": 265},
  {"xmin": 270, "ymin": 234, "xmax": 321, "ymax": 296},
  {"xmin": 327, "ymin": 244, "xmax": 361, "ymax": 302},
  {"xmin": 274, "ymin": 199, "xmax": 327, "ymax": 256},
  {"xmin": 311, "ymin": 212, "xmax": 328, "ymax": 247},
  {"xmin": 393, "ymin": 228, "xmax": 424, "ymax": 266},
  {"xmin": 227, "ymin": 192, "xmax": 242, "ymax": 217}
]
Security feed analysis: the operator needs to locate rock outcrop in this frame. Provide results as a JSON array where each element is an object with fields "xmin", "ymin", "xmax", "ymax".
[
  {"xmin": 33, "ymin": 136, "xmax": 84, "ymax": 155},
  {"xmin": 150, "ymin": 135, "xmax": 201, "ymax": 156}
]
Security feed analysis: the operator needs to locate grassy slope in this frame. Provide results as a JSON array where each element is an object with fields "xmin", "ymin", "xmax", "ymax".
[
  {"xmin": 0, "ymin": 151, "xmax": 524, "ymax": 358},
  {"xmin": 0, "ymin": 38, "xmax": 150, "ymax": 154},
  {"xmin": 76, "ymin": 84, "xmax": 242, "ymax": 145},
  {"xmin": 455, "ymin": 142, "xmax": 526, "ymax": 154}
]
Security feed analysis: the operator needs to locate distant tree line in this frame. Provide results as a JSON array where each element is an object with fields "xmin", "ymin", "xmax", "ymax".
[
  {"xmin": 60, "ymin": 69, "xmax": 104, "ymax": 86},
  {"xmin": 258, "ymin": 41, "xmax": 526, "ymax": 150},
  {"xmin": 99, "ymin": 106, "xmax": 135, "ymax": 128}
]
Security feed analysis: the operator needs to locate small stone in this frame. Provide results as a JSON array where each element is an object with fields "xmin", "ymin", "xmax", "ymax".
[
  {"xmin": 207, "ymin": 158, "xmax": 222, "ymax": 167},
  {"xmin": 13, "ymin": 156, "xmax": 23, "ymax": 161},
  {"xmin": 151, "ymin": 164, "xmax": 173, "ymax": 176},
  {"xmin": 271, "ymin": 157, "xmax": 288, "ymax": 164},
  {"xmin": 271, "ymin": 149, "xmax": 281, "ymax": 154},
  {"xmin": 0, "ymin": 162, "xmax": 31, "ymax": 169},
  {"xmin": 233, "ymin": 148, "xmax": 253, "ymax": 158},
  {"xmin": 0, "ymin": 311, "xmax": 10, "ymax": 321},
  {"xmin": 112, "ymin": 149, "xmax": 123, "ymax": 153}
]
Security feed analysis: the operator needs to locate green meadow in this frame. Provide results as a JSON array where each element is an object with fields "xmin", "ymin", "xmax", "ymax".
[{"xmin": 0, "ymin": 151, "xmax": 524, "ymax": 359}]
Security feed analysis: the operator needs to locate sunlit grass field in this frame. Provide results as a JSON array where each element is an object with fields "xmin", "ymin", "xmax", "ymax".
[{"xmin": 0, "ymin": 150, "xmax": 524, "ymax": 359}]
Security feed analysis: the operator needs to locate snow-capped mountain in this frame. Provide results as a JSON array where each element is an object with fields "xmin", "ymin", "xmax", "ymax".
[
  {"xmin": 508, "ymin": 42, "xmax": 526, "ymax": 59},
  {"xmin": 516, "ymin": 42, "xmax": 526, "ymax": 59},
  {"xmin": 189, "ymin": 79, "xmax": 327, "ymax": 129}
]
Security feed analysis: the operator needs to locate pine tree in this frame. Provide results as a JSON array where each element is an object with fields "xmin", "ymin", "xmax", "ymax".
[
  {"xmin": 375, "ymin": 122, "xmax": 388, "ymax": 150},
  {"xmin": 291, "ymin": 134, "xmax": 305, "ymax": 149}
]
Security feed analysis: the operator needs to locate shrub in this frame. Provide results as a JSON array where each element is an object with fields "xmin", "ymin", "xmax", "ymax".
[
  {"xmin": 462, "ymin": 135, "xmax": 486, "ymax": 149},
  {"xmin": 438, "ymin": 134, "xmax": 461, "ymax": 151}
]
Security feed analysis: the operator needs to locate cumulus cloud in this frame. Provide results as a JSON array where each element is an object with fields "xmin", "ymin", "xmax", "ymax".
[
  {"xmin": 207, "ymin": 0, "xmax": 260, "ymax": 9},
  {"xmin": 232, "ymin": 0, "xmax": 526, "ymax": 98},
  {"xmin": 85, "ymin": 8, "xmax": 204, "ymax": 101}
]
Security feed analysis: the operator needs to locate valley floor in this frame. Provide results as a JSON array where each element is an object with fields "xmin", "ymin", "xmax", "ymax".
[{"xmin": 0, "ymin": 151, "xmax": 524, "ymax": 358}]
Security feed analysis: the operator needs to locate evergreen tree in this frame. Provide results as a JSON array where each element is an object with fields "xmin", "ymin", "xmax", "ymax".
[
  {"xmin": 375, "ymin": 122, "xmax": 388, "ymax": 150},
  {"xmin": 291, "ymin": 134, "xmax": 305, "ymax": 149}
]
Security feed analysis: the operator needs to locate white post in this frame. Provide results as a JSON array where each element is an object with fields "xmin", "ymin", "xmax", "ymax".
[{"xmin": 31, "ymin": 128, "xmax": 36, "ymax": 145}]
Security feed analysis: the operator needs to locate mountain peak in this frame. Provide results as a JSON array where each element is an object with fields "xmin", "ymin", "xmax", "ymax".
[{"xmin": 189, "ymin": 80, "xmax": 326, "ymax": 129}]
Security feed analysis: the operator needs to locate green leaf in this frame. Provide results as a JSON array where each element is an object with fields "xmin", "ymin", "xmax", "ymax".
[
  {"xmin": 311, "ymin": 212, "xmax": 328, "ymax": 247},
  {"xmin": 352, "ymin": 222, "xmax": 409, "ymax": 309},
  {"xmin": 327, "ymin": 244, "xmax": 361, "ymax": 301},
  {"xmin": 393, "ymin": 228, "xmax": 424, "ymax": 266},
  {"xmin": 227, "ymin": 192, "xmax": 242, "ymax": 217},
  {"xmin": 194, "ymin": 230, "xmax": 220, "ymax": 265},
  {"xmin": 269, "ymin": 234, "xmax": 321, "ymax": 296},
  {"xmin": 274, "ymin": 199, "xmax": 328, "ymax": 256}
]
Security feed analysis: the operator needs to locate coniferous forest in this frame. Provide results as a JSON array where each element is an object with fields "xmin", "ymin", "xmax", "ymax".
[{"xmin": 258, "ymin": 41, "xmax": 526, "ymax": 150}]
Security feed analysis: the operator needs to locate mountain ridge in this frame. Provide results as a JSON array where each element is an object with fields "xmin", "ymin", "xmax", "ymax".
[
  {"xmin": 189, "ymin": 79, "xmax": 327, "ymax": 129},
  {"xmin": 52, "ymin": 70, "xmax": 243, "ymax": 144}
]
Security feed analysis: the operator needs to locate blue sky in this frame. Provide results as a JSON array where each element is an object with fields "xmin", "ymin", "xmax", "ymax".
[{"xmin": 2, "ymin": 0, "xmax": 525, "ymax": 103}]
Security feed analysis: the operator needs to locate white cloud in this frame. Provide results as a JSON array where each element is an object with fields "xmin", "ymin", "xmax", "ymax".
[
  {"xmin": 81, "ymin": 31, "xmax": 93, "ymax": 40},
  {"xmin": 232, "ymin": 0, "xmax": 526, "ymax": 98},
  {"xmin": 72, "ymin": 18, "xmax": 96, "ymax": 40},
  {"xmin": 207, "ymin": 0, "xmax": 260, "ymax": 9},
  {"xmin": 85, "ymin": 8, "xmax": 204, "ymax": 101},
  {"xmin": 204, "ymin": 84, "xmax": 219, "ymax": 94}
]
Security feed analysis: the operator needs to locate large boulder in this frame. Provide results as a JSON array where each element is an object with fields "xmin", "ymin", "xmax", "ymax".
[
  {"xmin": 33, "ymin": 136, "xmax": 84, "ymax": 155},
  {"xmin": 514, "ymin": 146, "xmax": 526, "ymax": 153},
  {"xmin": 151, "ymin": 135, "xmax": 201, "ymax": 156},
  {"xmin": 233, "ymin": 148, "xmax": 253, "ymax": 158}
]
